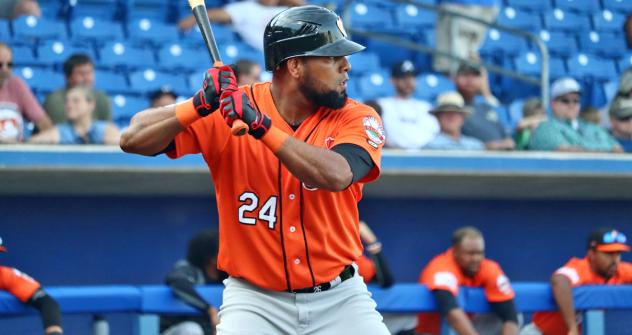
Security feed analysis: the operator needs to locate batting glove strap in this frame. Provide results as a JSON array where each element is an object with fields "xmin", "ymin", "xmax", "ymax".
[{"xmin": 220, "ymin": 91, "xmax": 271, "ymax": 140}]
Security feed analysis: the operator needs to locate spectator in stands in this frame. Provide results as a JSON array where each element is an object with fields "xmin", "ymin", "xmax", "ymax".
[
  {"xmin": 178, "ymin": 0, "xmax": 304, "ymax": 52},
  {"xmin": 29, "ymin": 86, "xmax": 120, "ymax": 145},
  {"xmin": 521, "ymin": 227, "xmax": 632, "ymax": 335},
  {"xmin": 454, "ymin": 63, "xmax": 515, "ymax": 150},
  {"xmin": 356, "ymin": 220, "xmax": 415, "ymax": 335},
  {"xmin": 514, "ymin": 97, "xmax": 546, "ymax": 150},
  {"xmin": 625, "ymin": 14, "xmax": 632, "ymax": 49},
  {"xmin": 150, "ymin": 88, "xmax": 177, "ymax": 108},
  {"xmin": 0, "ymin": 237, "xmax": 64, "ymax": 335},
  {"xmin": 434, "ymin": 0, "xmax": 499, "ymax": 75},
  {"xmin": 579, "ymin": 106, "xmax": 600, "ymax": 125},
  {"xmin": 0, "ymin": 0, "xmax": 40, "ymax": 19},
  {"xmin": 0, "ymin": 42, "xmax": 53, "ymax": 143},
  {"xmin": 616, "ymin": 68, "xmax": 632, "ymax": 99},
  {"xmin": 234, "ymin": 59, "xmax": 262, "ymax": 86},
  {"xmin": 424, "ymin": 91, "xmax": 485, "ymax": 150},
  {"xmin": 160, "ymin": 230, "xmax": 227, "ymax": 335},
  {"xmin": 529, "ymin": 77, "xmax": 622, "ymax": 153},
  {"xmin": 417, "ymin": 226, "xmax": 519, "ymax": 335},
  {"xmin": 378, "ymin": 60, "xmax": 439, "ymax": 150},
  {"xmin": 43, "ymin": 53, "xmax": 111, "ymax": 124},
  {"xmin": 608, "ymin": 97, "xmax": 632, "ymax": 152}
]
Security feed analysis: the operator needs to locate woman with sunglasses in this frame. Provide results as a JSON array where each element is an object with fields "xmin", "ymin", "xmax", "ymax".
[{"xmin": 529, "ymin": 77, "xmax": 623, "ymax": 153}]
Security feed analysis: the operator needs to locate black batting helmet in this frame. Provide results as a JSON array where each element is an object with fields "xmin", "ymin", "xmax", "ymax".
[{"xmin": 263, "ymin": 5, "xmax": 365, "ymax": 71}]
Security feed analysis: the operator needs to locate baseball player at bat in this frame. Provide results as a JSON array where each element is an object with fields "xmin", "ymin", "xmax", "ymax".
[{"xmin": 120, "ymin": 5, "xmax": 388, "ymax": 334}]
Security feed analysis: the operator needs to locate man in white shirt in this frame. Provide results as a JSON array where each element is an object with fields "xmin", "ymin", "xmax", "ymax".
[{"xmin": 378, "ymin": 60, "xmax": 439, "ymax": 150}]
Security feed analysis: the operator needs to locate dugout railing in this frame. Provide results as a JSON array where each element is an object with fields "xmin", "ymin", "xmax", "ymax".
[{"xmin": 1, "ymin": 283, "xmax": 631, "ymax": 335}]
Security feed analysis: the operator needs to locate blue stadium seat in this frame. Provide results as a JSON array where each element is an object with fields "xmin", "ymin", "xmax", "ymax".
[
  {"xmin": 345, "ymin": 80, "xmax": 361, "ymax": 102},
  {"xmin": 127, "ymin": 19, "xmax": 179, "ymax": 45},
  {"xmin": 479, "ymin": 29, "xmax": 528, "ymax": 57},
  {"xmin": 157, "ymin": 43, "xmax": 208, "ymax": 72},
  {"xmin": 126, "ymin": 0, "xmax": 172, "ymax": 22},
  {"xmin": 94, "ymin": 70, "xmax": 129, "ymax": 94},
  {"xmin": 14, "ymin": 66, "xmax": 64, "ymax": 94},
  {"xmin": 393, "ymin": 4, "xmax": 436, "ymax": 31},
  {"xmin": 566, "ymin": 53, "xmax": 618, "ymax": 82},
  {"xmin": 111, "ymin": 94, "xmax": 148, "ymax": 129},
  {"xmin": 508, "ymin": 99, "xmax": 525, "ymax": 130},
  {"xmin": 603, "ymin": 80, "xmax": 618, "ymax": 104},
  {"xmin": 617, "ymin": 54, "xmax": 632, "ymax": 73},
  {"xmin": 553, "ymin": 0, "xmax": 600, "ymax": 14},
  {"xmin": 11, "ymin": 16, "xmax": 67, "ymax": 42},
  {"xmin": 537, "ymin": 30, "xmax": 577, "ymax": 58},
  {"xmin": 98, "ymin": 42, "xmax": 156, "ymax": 69},
  {"xmin": 180, "ymin": 24, "xmax": 237, "ymax": 47},
  {"xmin": 514, "ymin": 51, "xmax": 567, "ymax": 80},
  {"xmin": 414, "ymin": 73, "xmax": 455, "ymax": 102},
  {"xmin": 602, "ymin": 0, "xmax": 632, "ymax": 14},
  {"xmin": 70, "ymin": 16, "xmax": 124, "ymax": 43},
  {"xmin": 11, "ymin": 45, "xmax": 37, "ymax": 66},
  {"xmin": 69, "ymin": 0, "xmax": 120, "ymax": 20},
  {"xmin": 348, "ymin": 52, "xmax": 381, "ymax": 76},
  {"xmin": 592, "ymin": 10, "xmax": 626, "ymax": 33},
  {"xmin": 348, "ymin": 2, "xmax": 395, "ymax": 33},
  {"xmin": 496, "ymin": 7, "xmax": 542, "ymax": 32},
  {"xmin": 366, "ymin": 39, "xmax": 415, "ymax": 70},
  {"xmin": 0, "ymin": 19, "xmax": 10, "ymax": 41},
  {"xmin": 129, "ymin": 69, "xmax": 189, "ymax": 95},
  {"xmin": 505, "ymin": 0, "xmax": 550, "ymax": 12},
  {"xmin": 39, "ymin": 0, "xmax": 62, "ymax": 17},
  {"xmin": 578, "ymin": 32, "xmax": 626, "ymax": 59},
  {"xmin": 543, "ymin": 9, "xmax": 590, "ymax": 32},
  {"xmin": 356, "ymin": 69, "xmax": 394, "ymax": 101},
  {"xmin": 36, "ymin": 40, "xmax": 96, "ymax": 67},
  {"xmin": 218, "ymin": 42, "xmax": 264, "ymax": 68}
]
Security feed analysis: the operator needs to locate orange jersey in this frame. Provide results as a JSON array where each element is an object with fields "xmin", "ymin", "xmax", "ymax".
[
  {"xmin": 533, "ymin": 257, "xmax": 632, "ymax": 335},
  {"xmin": 356, "ymin": 255, "xmax": 376, "ymax": 284},
  {"xmin": 416, "ymin": 248, "xmax": 515, "ymax": 335},
  {"xmin": 0, "ymin": 266, "xmax": 41, "ymax": 302},
  {"xmin": 168, "ymin": 82, "xmax": 384, "ymax": 291}
]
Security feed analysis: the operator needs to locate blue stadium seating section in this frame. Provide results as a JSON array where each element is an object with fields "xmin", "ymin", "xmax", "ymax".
[{"xmin": 1, "ymin": 0, "xmax": 631, "ymax": 127}]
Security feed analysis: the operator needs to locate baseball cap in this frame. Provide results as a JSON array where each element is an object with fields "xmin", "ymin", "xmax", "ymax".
[
  {"xmin": 430, "ymin": 92, "xmax": 472, "ymax": 116},
  {"xmin": 618, "ymin": 68, "xmax": 632, "ymax": 95},
  {"xmin": 391, "ymin": 60, "xmax": 417, "ymax": 78},
  {"xmin": 551, "ymin": 77, "xmax": 582, "ymax": 100},
  {"xmin": 456, "ymin": 62, "xmax": 482, "ymax": 76},
  {"xmin": 588, "ymin": 227, "xmax": 630, "ymax": 252},
  {"xmin": 0, "ymin": 236, "xmax": 6, "ymax": 252},
  {"xmin": 609, "ymin": 97, "xmax": 632, "ymax": 119}
]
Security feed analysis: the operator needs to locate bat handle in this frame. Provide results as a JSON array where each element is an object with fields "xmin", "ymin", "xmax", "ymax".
[{"xmin": 213, "ymin": 61, "xmax": 249, "ymax": 137}]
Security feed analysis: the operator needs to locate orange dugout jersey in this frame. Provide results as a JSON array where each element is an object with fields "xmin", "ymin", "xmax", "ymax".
[
  {"xmin": 416, "ymin": 248, "xmax": 515, "ymax": 335},
  {"xmin": 0, "ymin": 266, "xmax": 41, "ymax": 302},
  {"xmin": 168, "ymin": 82, "xmax": 384, "ymax": 292},
  {"xmin": 533, "ymin": 257, "xmax": 632, "ymax": 335}
]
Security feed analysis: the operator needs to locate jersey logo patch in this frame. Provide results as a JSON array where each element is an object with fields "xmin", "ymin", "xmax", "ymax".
[
  {"xmin": 363, "ymin": 116, "xmax": 385, "ymax": 149},
  {"xmin": 496, "ymin": 275, "xmax": 512, "ymax": 295},
  {"xmin": 325, "ymin": 136, "xmax": 335, "ymax": 149}
]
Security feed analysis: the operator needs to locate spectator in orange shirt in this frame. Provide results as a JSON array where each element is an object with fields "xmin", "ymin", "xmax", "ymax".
[
  {"xmin": 0, "ymin": 237, "xmax": 63, "ymax": 335},
  {"xmin": 520, "ymin": 227, "xmax": 632, "ymax": 335},
  {"xmin": 417, "ymin": 226, "xmax": 519, "ymax": 335}
]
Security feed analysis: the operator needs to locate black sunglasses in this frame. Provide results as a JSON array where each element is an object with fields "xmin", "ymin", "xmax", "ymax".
[
  {"xmin": 0, "ymin": 62, "xmax": 12, "ymax": 69},
  {"xmin": 617, "ymin": 115, "xmax": 632, "ymax": 122},
  {"xmin": 557, "ymin": 97, "xmax": 580, "ymax": 105}
]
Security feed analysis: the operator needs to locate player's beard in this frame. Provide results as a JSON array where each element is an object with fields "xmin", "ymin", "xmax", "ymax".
[{"xmin": 299, "ymin": 74, "xmax": 347, "ymax": 110}]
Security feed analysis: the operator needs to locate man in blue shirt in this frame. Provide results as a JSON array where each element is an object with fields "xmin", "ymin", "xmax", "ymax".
[
  {"xmin": 530, "ymin": 78, "xmax": 622, "ymax": 153},
  {"xmin": 424, "ymin": 92, "xmax": 485, "ymax": 150},
  {"xmin": 609, "ymin": 97, "xmax": 632, "ymax": 152}
]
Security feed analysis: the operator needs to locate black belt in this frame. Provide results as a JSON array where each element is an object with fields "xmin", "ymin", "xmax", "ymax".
[{"xmin": 289, "ymin": 264, "xmax": 355, "ymax": 294}]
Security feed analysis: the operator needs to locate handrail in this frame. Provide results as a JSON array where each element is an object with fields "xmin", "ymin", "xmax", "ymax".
[{"xmin": 341, "ymin": 0, "xmax": 550, "ymax": 106}]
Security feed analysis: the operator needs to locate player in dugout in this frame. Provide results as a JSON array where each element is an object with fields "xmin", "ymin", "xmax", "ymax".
[
  {"xmin": 0, "ymin": 237, "xmax": 63, "ymax": 334},
  {"xmin": 417, "ymin": 226, "xmax": 519, "ymax": 335},
  {"xmin": 121, "ymin": 5, "xmax": 389, "ymax": 335},
  {"xmin": 520, "ymin": 227, "xmax": 632, "ymax": 335}
]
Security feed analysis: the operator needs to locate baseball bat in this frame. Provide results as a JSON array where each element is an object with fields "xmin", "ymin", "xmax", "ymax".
[{"xmin": 188, "ymin": 0, "xmax": 248, "ymax": 136}]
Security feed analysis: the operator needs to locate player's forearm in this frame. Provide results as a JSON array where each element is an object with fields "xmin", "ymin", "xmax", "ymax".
[
  {"xmin": 551, "ymin": 274, "xmax": 578, "ymax": 331},
  {"xmin": 120, "ymin": 106, "xmax": 183, "ymax": 156},
  {"xmin": 446, "ymin": 308, "xmax": 479, "ymax": 335},
  {"xmin": 274, "ymin": 135, "xmax": 353, "ymax": 192}
]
